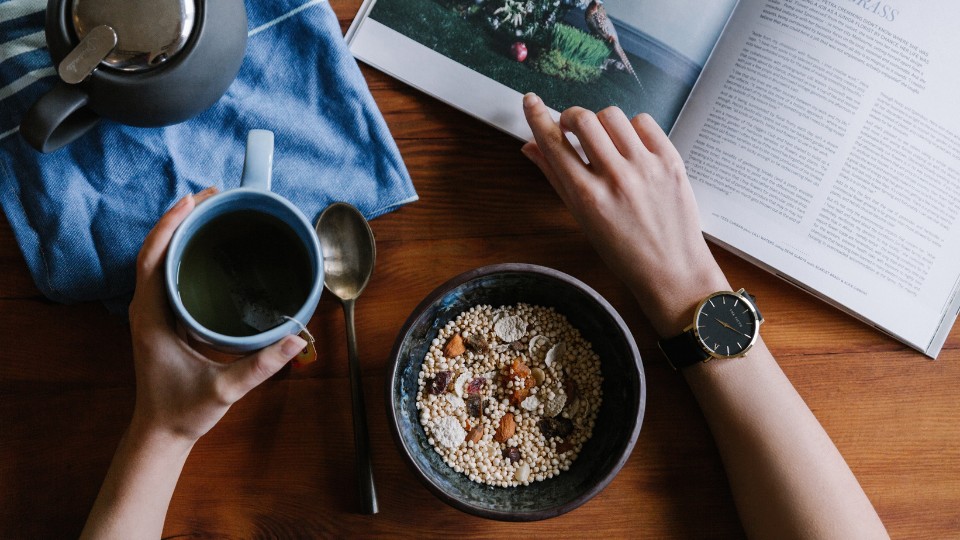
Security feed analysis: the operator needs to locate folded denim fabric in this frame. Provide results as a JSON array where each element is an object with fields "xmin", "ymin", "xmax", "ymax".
[{"xmin": 0, "ymin": 0, "xmax": 416, "ymax": 304}]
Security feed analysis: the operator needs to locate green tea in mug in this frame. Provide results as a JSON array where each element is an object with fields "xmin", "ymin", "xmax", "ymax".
[{"xmin": 176, "ymin": 210, "xmax": 313, "ymax": 336}]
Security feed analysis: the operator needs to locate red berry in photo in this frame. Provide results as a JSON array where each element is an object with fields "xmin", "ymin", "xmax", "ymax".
[{"xmin": 511, "ymin": 42, "xmax": 528, "ymax": 62}]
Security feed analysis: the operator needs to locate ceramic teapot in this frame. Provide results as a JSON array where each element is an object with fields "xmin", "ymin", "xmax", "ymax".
[{"xmin": 20, "ymin": 0, "xmax": 247, "ymax": 153}]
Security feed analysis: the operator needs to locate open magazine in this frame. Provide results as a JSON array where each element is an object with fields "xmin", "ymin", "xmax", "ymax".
[{"xmin": 347, "ymin": 0, "xmax": 960, "ymax": 358}]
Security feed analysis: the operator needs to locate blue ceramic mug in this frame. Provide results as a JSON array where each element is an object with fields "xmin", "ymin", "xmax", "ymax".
[{"xmin": 164, "ymin": 130, "xmax": 324, "ymax": 353}]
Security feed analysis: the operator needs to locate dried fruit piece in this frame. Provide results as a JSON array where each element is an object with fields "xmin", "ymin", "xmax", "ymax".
[
  {"xmin": 494, "ymin": 315, "xmax": 527, "ymax": 342},
  {"xmin": 510, "ymin": 341, "xmax": 526, "ymax": 351},
  {"xmin": 531, "ymin": 367, "xmax": 545, "ymax": 386},
  {"xmin": 465, "ymin": 425, "xmax": 483, "ymax": 444},
  {"xmin": 454, "ymin": 372, "xmax": 471, "ymax": 397},
  {"xmin": 508, "ymin": 357, "xmax": 532, "ymax": 379},
  {"xmin": 563, "ymin": 378, "xmax": 579, "ymax": 402},
  {"xmin": 428, "ymin": 370, "xmax": 452, "ymax": 395},
  {"xmin": 463, "ymin": 333, "xmax": 489, "ymax": 353},
  {"xmin": 539, "ymin": 417, "xmax": 574, "ymax": 439},
  {"xmin": 466, "ymin": 377, "xmax": 487, "ymax": 395},
  {"xmin": 510, "ymin": 387, "xmax": 530, "ymax": 407},
  {"xmin": 556, "ymin": 440, "xmax": 575, "ymax": 453},
  {"xmin": 466, "ymin": 394, "xmax": 483, "ymax": 418},
  {"xmin": 503, "ymin": 446, "xmax": 522, "ymax": 463},
  {"xmin": 494, "ymin": 412, "xmax": 517, "ymax": 442},
  {"xmin": 503, "ymin": 357, "xmax": 535, "ymax": 405},
  {"xmin": 443, "ymin": 333, "xmax": 466, "ymax": 357}
]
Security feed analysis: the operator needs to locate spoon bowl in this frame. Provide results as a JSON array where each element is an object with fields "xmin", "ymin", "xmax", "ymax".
[{"xmin": 318, "ymin": 202, "xmax": 376, "ymax": 301}]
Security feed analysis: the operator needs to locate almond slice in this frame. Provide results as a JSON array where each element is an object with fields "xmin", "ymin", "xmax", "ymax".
[{"xmin": 443, "ymin": 333, "xmax": 466, "ymax": 357}]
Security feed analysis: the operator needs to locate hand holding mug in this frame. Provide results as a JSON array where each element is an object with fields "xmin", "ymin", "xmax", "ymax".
[{"xmin": 129, "ymin": 188, "xmax": 306, "ymax": 443}]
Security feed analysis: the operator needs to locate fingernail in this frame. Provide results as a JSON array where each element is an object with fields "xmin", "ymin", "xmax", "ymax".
[
  {"xmin": 197, "ymin": 186, "xmax": 218, "ymax": 197},
  {"xmin": 521, "ymin": 143, "xmax": 536, "ymax": 160},
  {"xmin": 172, "ymin": 194, "xmax": 192, "ymax": 211},
  {"xmin": 523, "ymin": 93, "xmax": 540, "ymax": 109},
  {"xmin": 281, "ymin": 335, "xmax": 308, "ymax": 357}
]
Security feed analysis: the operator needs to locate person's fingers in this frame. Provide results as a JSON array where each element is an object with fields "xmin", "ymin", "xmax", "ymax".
[
  {"xmin": 597, "ymin": 107, "xmax": 649, "ymax": 159},
  {"xmin": 193, "ymin": 186, "xmax": 218, "ymax": 206},
  {"xmin": 521, "ymin": 141, "xmax": 571, "ymax": 206},
  {"xmin": 220, "ymin": 335, "xmax": 306, "ymax": 401},
  {"xmin": 522, "ymin": 93, "xmax": 585, "ymax": 176},
  {"xmin": 131, "ymin": 186, "xmax": 218, "ymax": 330},
  {"xmin": 136, "ymin": 186, "xmax": 218, "ymax": 285},
  {"xmin": 559, "ymin": 107, "xmax": 623, "ymax": 171},
  {"xmin": 630, "ymin": 113, "xmax": 680, "ymax": 160},
  {"xmin": 136, "ymin": 195, "xmax": 194, "ymax": 286},
  {"xmin": 131, "ymin": 194, "xmax": 196, "ymax": 331}
]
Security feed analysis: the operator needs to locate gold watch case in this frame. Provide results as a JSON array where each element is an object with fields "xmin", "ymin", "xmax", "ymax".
[{"xmin": 685, "ymin": 288, "xmax": 763, "ymax": 360}]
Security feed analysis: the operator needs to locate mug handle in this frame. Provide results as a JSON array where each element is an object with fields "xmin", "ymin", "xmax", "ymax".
[
  {"xmin": 20, "ymin": 81, "xmax": 100, "ymax": 153},
  {"xmin": 241, "ymin": 129, "xmax": 274, "ymax": 191}
]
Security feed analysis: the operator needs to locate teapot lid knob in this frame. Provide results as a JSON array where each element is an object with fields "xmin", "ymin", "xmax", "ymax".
[{"xmin": 71, "ymin": 0, "xmax": 197, "ymax": 72}]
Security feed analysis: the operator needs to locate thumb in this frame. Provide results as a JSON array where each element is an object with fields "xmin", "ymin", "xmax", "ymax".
[
  {"xmin": 223, "ymin": 335, "xmax": 307, "ymax": 398},
  {"xmin": 522, "ymin": 141, "xmax": 569, "ymax": 207}
]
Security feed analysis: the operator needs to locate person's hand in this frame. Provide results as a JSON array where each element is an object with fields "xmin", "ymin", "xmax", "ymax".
[
  {"xmin": 127, "ymin": 187, "xmax": 307, "ymax": 445},
  {"xmin": 521, "ymin": 93, "xmax": 729, "ymax": 336}
]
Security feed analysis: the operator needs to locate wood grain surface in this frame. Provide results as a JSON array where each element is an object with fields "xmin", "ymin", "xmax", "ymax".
[{"xmin": 2, "ymin": 2, "xmax": 959, "ymax": 537}]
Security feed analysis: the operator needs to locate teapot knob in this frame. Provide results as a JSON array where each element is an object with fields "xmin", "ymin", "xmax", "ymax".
[{"xmin": 58, "ymin": 24, "xmax": 117, "ymax": 84}]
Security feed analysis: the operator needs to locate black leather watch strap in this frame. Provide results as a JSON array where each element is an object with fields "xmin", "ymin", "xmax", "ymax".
[
  {"xmin": 742, "ymin": 291, "xmax": 764, "ymax": 322},
  {"xmin": 658, "ymin": 331, "xmax": 710, "ymax": 370}
]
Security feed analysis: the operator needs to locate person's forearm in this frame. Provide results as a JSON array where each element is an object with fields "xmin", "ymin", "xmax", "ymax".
[
  {"xmin": 683, "ymin": 339, "xmax": 888, "ymax": 539},
  {"xmin": 81, "ymin": 419, "xmax": 194, "ymax": 540},
  {"xmin": 518, "ymin": 97, "xmax": 886, "ymax": 537}
]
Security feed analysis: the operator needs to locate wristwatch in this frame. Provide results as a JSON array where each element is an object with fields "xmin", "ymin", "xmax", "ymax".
[{"xmin": 658, "ymin": 289, "xmax": 763, "ymax": 370}]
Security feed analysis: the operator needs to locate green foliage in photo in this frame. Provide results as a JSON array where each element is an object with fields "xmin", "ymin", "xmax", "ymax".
[
  {"xmin": 534, "ymin": 23, "xmax": 608, "ymax": 82},
  {"xmin": 549, "ymin": 23, "xmax": 610, "ymax": 67},
  {"xmin": 534, "ymin": 49, "xmax": 601, "ymax": 83}
]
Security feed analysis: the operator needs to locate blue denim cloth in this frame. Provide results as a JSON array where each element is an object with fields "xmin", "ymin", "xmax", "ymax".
[{"xmin": 0, "ymin": 0, "xmax": 416, "ymax": 304}]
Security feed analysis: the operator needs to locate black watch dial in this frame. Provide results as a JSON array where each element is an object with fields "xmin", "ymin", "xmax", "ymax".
[{"xmin": 694, "ymin": 292, "xmax": 759, "ymax": 358}]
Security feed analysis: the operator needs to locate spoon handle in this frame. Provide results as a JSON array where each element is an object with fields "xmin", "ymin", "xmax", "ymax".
[{"xmin": 343, "ymin": 299, "xmax": 379, "ymax": 514}]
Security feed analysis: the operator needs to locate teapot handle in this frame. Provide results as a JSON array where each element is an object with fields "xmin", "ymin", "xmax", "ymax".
[{"xmin": 20, "ymin": 81, "xmax": 100, "ymax": 153}]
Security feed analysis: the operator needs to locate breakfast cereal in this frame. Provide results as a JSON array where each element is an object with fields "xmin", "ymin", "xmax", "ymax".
[{"xmin": 416, "ymin": 303, "xmax": 603, "ymax": 487}]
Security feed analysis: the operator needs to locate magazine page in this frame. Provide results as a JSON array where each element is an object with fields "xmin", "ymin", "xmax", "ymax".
[
  {"xmin": 347, "ymin": 0, "xmax": 737, "ymax": 139},
  {"xmin": 670, "ymin": 0, "xmax": 960, "ymax": 356}
]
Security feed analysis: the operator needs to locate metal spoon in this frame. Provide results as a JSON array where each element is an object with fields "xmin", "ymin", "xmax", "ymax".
[{"xmin": 316, "ymin": 202, "xmax": 378, "ymax": 515}]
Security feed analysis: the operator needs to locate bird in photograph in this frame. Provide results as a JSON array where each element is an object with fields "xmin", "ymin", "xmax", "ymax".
[{"xmin": 585, "ymin": 0, "xmax": 644, "ymax": 90}]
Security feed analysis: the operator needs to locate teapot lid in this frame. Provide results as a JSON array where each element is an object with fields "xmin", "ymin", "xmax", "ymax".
[{"xmin": 71, "ymin": 0, "xmax": 197, "ymax": 72}]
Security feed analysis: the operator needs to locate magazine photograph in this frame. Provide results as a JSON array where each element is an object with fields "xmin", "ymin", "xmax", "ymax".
[{"xmin": 350, "ymin": 0, "xmax": 736, "ymax": 136}]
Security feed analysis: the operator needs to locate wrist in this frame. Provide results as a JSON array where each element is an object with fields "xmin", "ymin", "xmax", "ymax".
[
  {"xmin": 632, "ymin": 265, "xmax": 729, "ymax": 337},
  {"xmin": 127, "ymin": 414, "xmax": 199, "ymax": 457}
]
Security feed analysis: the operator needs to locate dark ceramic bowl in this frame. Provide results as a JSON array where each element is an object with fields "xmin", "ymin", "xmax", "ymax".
[{"xmin": 387, "ymin": 263, "xmax": 646, "ymax": 521}]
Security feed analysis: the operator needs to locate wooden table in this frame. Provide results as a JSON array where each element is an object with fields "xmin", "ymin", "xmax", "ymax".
[{"xmin": 3, "ymin": 2, "xmax": 959, "ymax": 537}]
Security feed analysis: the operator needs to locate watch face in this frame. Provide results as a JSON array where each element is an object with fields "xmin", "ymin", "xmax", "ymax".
[{"xmin": 694, "ymin": 292, "xmax": 759, "ymax": 358}]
